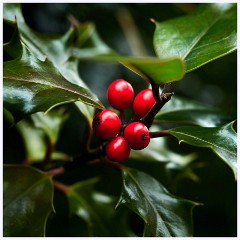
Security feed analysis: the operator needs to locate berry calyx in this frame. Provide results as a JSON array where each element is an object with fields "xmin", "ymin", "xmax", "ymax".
[
  {"xmin": 92, "ymin": 110, "xmax": 121, "ymax": 140},
  {"xmin": 107, "ymin": 79, "xmax": 134, "ymax": 110},
  {"xmin": 124, "ymin": 122, "xmax": 150, "ymax": 150},
  {"xmin": 106, "ymin": 136, "xmax": 131, "ymax": 162},
  {"xmin": 133, "ymin": 88, "xmax": 156, "ymax": 117}
]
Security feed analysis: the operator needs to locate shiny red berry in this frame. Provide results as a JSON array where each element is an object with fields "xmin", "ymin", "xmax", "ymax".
[
  {"xmin": 106, "ymin": 136, "xmax": 131, "ymax": 162},
  {"xmin": 92, "ymin": 110, "xmax": 121, "ymax": 140},
  {"xmin": 133, "ymin": 88, "xmax": 156, "ymax": 117},
  {"xmin": 124, "ymin": 122, "xmax": 150, "ymax": 150},
  {"xmin": 107, "ymin": 79, "xmax": 134, "ymax": 110}
]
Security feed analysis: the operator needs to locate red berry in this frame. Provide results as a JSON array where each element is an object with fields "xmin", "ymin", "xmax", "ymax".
[
  {"xmin": 124, "ymin": 122, "xmax": 150, "ymax": 150},
  {"xmin": 106, "ymin": 136, "xmax": 131, "ymax": 162},
  {"xmin": 92, "ymin": 110, "xmax": 121, "ymax": 140},
  {"xmin": 107, "ymin": 79, "xmax": 134, "ymax": 110},
  {"xmin": 133, "ymin": 89, "xmax": 156, "ymax": 117}
]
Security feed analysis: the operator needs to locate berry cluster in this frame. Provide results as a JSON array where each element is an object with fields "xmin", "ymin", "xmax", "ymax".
[{"xmin": 92, "ymin": 79, "xmax": 156, "ymax": 162}]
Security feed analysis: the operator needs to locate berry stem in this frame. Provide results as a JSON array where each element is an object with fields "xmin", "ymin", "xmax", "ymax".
[
  {"xmin": 150, "ymin": 130, "xmax": 171, "ymax": 138},
  {"xmin": 142, "ymin": 92, "xmax": 174, "ymax": 128}
]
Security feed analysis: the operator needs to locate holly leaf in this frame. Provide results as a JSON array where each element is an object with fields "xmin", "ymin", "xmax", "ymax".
[
  {"xmin": 3, "ymin": 164, "xmax": 54, "ymax": 237},
  {"xmin": 67, "ymin": 178, "xmax": 134, "ymax": 237},
  {"xmin": 117, "ymin": 167, "xmax": 199, "ymax": 237},
  {"xmin": 155, "ymin": 96, "xmax": 236, "ymax": 127},
  {"xmin": 3, "ymin": 45, "xmax": 104, "ymax": 121},
  {"xmin": 153, "ymin": 3, "xmax": 237, "ymax": 72},
  {"xmin": 3, "ymin": 3, "xmax": 104, "ymax": 122},
  {"xmin": 169, "ymin": 122, "xmax": 237, "ymax": 178}
]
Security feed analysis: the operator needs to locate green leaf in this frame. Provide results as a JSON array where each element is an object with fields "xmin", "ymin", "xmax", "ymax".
[
  {"xmin": 117, "ymin": 56, "xmax": 185, "ymax": 83},
  {"xmin": 118, "ymin": 167, "xmax": 198, "ymax": 237},
  {"xmin": 169, "ymin": 122, "xmax": 237, "ymax": 178},
  {"xmin": 154, "ymin": 3, "xmax": 237, "ymax": 72},
  {"xmin": 30, "ymin": 110, "xmax": 68, "ymax": 143},
  {"xmin": 3, "ymin": 3, "xmax": 103, "ymax": 122},
  {"xmin": 67, "ymin": 178, "xmax": 134, "ymax": 237},
  {"xmin": 73, "ymin": 53, "xmax": 186, "ymax": 84},
  {"xmin": 3, "ymin": 164, "xmax": 54, "ymax": 237},
  {"xmin": 155, "ymin": 96, "xmax": 236, "ymax": 127},
  {"xmin": 3, "ymin": 46, "xmax": 104, "ymax": 121},
  {"xmin": 16, "ymin": 110, "xmax": 69, "ymax": 162}
]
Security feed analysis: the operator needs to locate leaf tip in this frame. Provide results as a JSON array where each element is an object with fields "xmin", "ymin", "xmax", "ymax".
[{"xmin": 179, "ymin": 140, "xmax": 184, "ymax": 144}]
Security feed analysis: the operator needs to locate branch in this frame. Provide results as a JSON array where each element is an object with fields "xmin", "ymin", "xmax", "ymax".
[{"xmin": 142, "ymin": 92, "xmax": 174, "ymax": 128}]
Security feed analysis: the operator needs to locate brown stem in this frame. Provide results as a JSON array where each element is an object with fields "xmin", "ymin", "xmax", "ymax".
[
  {"xmin": 53, "ymin": 180, "xmax": 69, "ymax": 193},
  {"xmin": 47, "ymin": 167, "xmax": 65, "ymax": 177},
  {"xmin": 142, "ymin": 92, "xmax": 174, "ymax": 128},
  {"xmin": 150, "ymin": 130, "xmax": 171, "ymax": 138},
  {"xmin": 43, "ymin": 140, "xmax": 54, "ymax": 164}
]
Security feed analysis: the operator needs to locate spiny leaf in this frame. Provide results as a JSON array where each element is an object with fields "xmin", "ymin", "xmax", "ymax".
[
  {"xmin": 169, "ymin": 122, "xmax": 237, "ymax": 178},
  {"xmin": 3, "ymin": 45, "xmax": 104, "ymax": 121},
  {"xmin": 117, "ymin": 167, "xmax": 199, "ymax": 237},
  {"xmin": 3, "ymin": 164, "xmax": 54, "ymax": 237},
  {"xmin": 154, "ymin": 3, "xmax": 237, "ymax": 72}
]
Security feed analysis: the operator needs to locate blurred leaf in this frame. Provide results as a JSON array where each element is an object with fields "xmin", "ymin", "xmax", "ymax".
[
  {"xmin": 30, "ymin": 111, "xmax": 68, "ymax": 143},
  {"xmin": 154, "ymin": 3, "xmax": 237, "ymax": 72},
  {"xmin": 16, "ymin": 119, "xmax": 46, "ymax": 161},
  {"xmin": 117, "ymin": 167, "xmax": 198, "ymax": 237},
  {"xmin": 169, "ymin": 122, "xmax": 237, "ymax": 178},
  {"xmin": 3, "ymin": 46, "xmax": 104, "ymax": 121},
  {"xmin": 67, "ymin": 178, "xmax": 134, "ymax": 237},
  {"xmin": 16, "ymin": 110, "xmax": 69, "ymax": 162},
  {"xmin": 155, "ymin": 96, "xmax": 236, "ymax": 127},
  {"xmin": 3, "ymin": 164, "xmax": 54, "ymax": 237}
]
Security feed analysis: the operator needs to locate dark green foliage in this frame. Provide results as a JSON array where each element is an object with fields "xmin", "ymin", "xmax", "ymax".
[{"xmin": 3, "ymin": 3, "xmax": 237, "ymax": 237}]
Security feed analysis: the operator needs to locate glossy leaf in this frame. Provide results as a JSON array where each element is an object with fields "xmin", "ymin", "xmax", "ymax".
[
  {"xmin": 3, "ymin": 165, "xmax": 54, "ymax": 237},
  {"xmin": 155, "ymin": 96, "xmax": 236, "ymax": 127},
  {"xmin": 154, "ymin": 3, "xmax": 237, "ymax": 72},
  {"xmin": 169, "ymin": 122, "xmax": 237, "ymax": 177},
  {"xmin": 3, "ymin": 3, "xmax": 103, "ymax": 122},
  {"xmin": 67, "ymin": 178, "xmax": 134, "ymax": 237},
  {"xmin": 73, "ymin": 53, "xmax": 186, "ymax": 84},
  {"xmin": 117, "ymin": 167, "xmax": 198, "ymax": 237},
  {"xmin": 3, "ymin": 46, "xmax": 104, "ymax": 121}
]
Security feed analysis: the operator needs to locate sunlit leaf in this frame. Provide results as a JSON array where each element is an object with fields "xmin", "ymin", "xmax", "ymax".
[
  {"xmin": 3, "ymin": 165, "xmax": 54, "ymax": 237},
  {"xmin": 16, "ymin": 110, "xmax": 69, "ymax": 162},
  {"xmin": 154, "ymin": 3, "xmax": 237, "ymax": 72}
]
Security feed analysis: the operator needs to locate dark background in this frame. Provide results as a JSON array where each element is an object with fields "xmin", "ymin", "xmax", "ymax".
[{"xmin": 3, "ymin": 3, "xmax": 237, "ymax": 237}]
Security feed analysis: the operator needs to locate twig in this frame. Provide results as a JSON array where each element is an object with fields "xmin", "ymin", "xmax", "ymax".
[
  {"xmin": 53, "ymin": 180, "xmax": 69, "ymax": 193},
  {"xmin": 150, "ymin": 130, "xmax": 171, "ymax": 138}
]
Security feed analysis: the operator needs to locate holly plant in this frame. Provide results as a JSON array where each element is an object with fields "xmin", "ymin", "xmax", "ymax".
[{"xmin": 3, "ymin": 3, "xmax": 237, "ymax": 237}]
